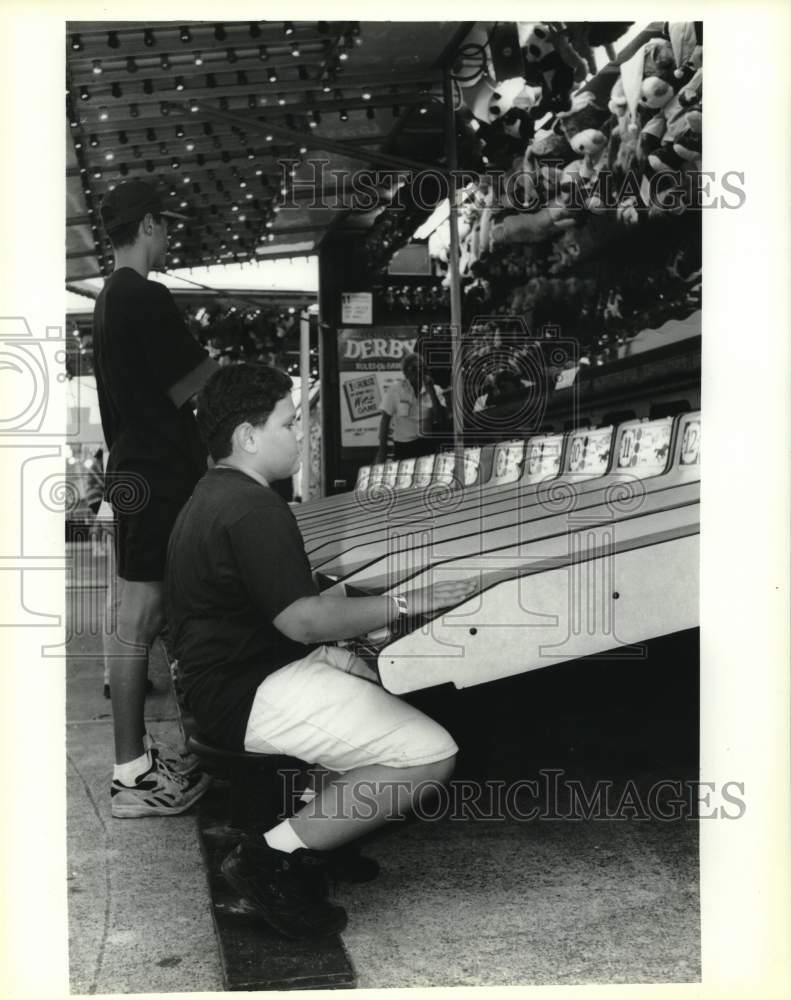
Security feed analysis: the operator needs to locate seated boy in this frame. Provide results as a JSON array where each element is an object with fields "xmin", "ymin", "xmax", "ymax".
[{"xmin": 165, "ymin": 364, "xmax": 476, "ymax": 939}]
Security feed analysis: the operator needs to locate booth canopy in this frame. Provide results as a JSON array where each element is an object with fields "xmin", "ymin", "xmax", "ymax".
[{"xmin": 66, "ymin": 20, "xmax": 469, "ymax": 288}]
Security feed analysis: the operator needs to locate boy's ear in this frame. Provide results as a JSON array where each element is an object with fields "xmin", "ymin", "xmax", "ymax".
[{"xmin": 231, "ymin": 422, "xmax": 248, "ymax": 453}]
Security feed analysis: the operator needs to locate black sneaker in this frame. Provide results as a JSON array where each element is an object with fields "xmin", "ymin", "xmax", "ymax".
[
  {"xmin": 220, "ymin": 839, "xmax": 347, "ymax": 939},
  {"xmin": 290, "ymin": 845, "xmax": 379, "ymax": 904},
  {"xmin": 325, "ymin": 845, "xmax": 380, "ymax": 884}
]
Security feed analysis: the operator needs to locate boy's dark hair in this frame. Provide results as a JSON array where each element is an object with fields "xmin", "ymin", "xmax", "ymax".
[
  {"xmin": 107, "ymin": 211, "xmax": 163, "ymax": 250},
  {"xmin": 196, "ymin": 363, "xmax": 293, "ymax": 461}
]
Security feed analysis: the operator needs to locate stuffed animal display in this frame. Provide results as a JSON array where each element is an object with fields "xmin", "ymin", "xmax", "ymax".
[
  {"xmin": 608, "ymin": 22, "xmax": 703, "ymax": 195},
  {"xmin": 356, "ymin": 21, "xmax": 702, "ymax": 366},
  {"xmin": 418, "ymin": 19, "xmax": 703, "ymax": 354}
]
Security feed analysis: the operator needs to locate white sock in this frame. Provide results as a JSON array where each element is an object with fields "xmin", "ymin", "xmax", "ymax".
[
  {"xmin": 264, "ymin": 819, "xmax": 308, "ymax": 854},
  {"xmin": 113, "ymin": 751, "xmax": 152, "ymax": 786},
  {"xmin": 299, "ymin": 788, "xmax": 317, "ymax": 804}
]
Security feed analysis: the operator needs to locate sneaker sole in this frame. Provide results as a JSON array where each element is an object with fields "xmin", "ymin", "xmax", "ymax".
[
  {"xmin": 220, "ymin": 856, "xmax": 347, "ymax": 939},
  {"xmin": 111, "ymin": 775, "xmax": 211, "ymax": 819}
]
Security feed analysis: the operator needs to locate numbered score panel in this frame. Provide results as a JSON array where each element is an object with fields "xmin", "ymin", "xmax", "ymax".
[
  {"xmin": 309, "ymin": 434, "xmax": 564, "ymax": 578},
  {"xmin": 375, "ymin": 412, "xmax": 701, "ymax": 696},
  {"xmin": 316, "ymin": 415, "xmax": 688, "ymax": 589},
  {"xmin": 355, "ymin": 446, "xmax": 491, "ymax": 497},
  {"xmin": 300, "ymin": 446, "xmax": 495, "ymax": 545},
  {"xmin": 297, "ymin": 451, "xmax": 459, "ymax": 529}
]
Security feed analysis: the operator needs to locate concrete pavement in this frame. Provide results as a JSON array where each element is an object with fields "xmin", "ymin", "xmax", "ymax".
[{"xmin": 66, "ymin": 564, "xmax": 223, "ymax": 993}]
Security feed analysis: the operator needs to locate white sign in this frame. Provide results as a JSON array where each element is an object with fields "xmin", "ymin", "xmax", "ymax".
[
  {"xmin": 679, "ymin": 419, "xmax": 701, "ymax": 466},
  {"xmin": 526, "ymin": 436, "xmax": 561, "ymax": 480},
  {"xmin": 566, "ymin": 428, "xmax": 613, "ymax": 476},
  {"xmin": 463, "ymin": 447, "xmax": 482, "ymax": 486},
  {"xmin": 493, "ymin": 441, "xmax": 524, "ymax": 484},
  {"xmin": 434, "ymin": 452, "xmax": 456, "ymax": 486},
  {"xmin": 341, "ymin": 291, "xmax": 373, "ymax": 325},
  {"xmin": 616, "ymin": 421, "xmax": 672, "ymax": 477},
  {"xmin": 337, "ymin": 327, "xmax": 418, "ymax": 449}
]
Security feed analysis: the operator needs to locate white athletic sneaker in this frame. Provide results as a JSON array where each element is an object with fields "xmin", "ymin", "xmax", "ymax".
[{"xmin": 111, "ymin": 755, "xmax": 211, "ymax": 819}]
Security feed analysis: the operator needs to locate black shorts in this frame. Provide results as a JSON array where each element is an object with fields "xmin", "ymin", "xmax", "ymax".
[
  {"xmin": 393, "ymin": 438, "xmax": 437, "ymax": 461},
  {"xmin": 114, "ymin": 497, "xmax": 186, "ymax": 582}
]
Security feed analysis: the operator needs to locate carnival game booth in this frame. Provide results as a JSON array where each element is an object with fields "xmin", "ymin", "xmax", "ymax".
[
  {"xmin": 65, "ymin": 19, "xmax": 703, "ymax": 992},
  {"xmin": 307, "ymin": 411, "xmax": 699, "ymax": 694},
  {"xmin": 297, "ymin": 16, "xmax": 703, "ymax": 735}
]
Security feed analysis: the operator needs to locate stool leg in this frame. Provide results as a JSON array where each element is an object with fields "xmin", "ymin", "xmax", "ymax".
[{"xmin": 228, "ymin": 764, "xmax": 303, "ymax": 830}]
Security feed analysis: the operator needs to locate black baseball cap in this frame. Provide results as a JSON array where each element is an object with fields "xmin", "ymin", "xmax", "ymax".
[{"xmin": 100, "ymin": 179, "xmax": 188, "ymax": 233}]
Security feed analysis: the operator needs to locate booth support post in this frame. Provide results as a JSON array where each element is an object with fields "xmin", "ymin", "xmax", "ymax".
[
  {"xmin": 443, "ymin": 64, "xmax": 465, "ymax": 481},
  {"xmin": 299, "ymin": 311, "xmax": 311, "ymax": 501}
]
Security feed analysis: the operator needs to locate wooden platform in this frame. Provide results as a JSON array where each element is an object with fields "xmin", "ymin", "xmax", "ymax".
[{"xmin": 194, "ymin": 781, "xmax": 356, "ymax": 991}]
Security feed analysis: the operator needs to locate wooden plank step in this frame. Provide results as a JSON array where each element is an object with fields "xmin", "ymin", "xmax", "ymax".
[{"xmin": 194, "ymin": 783, "xmax": 356, "ymax": 991}]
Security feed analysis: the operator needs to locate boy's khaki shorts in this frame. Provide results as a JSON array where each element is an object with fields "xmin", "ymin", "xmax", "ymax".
[{"xmin": 243, "ymin": 644, "xmax": 457, "ymax": 772}]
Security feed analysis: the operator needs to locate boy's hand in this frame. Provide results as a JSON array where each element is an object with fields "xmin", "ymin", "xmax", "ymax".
[{"xmin": 406, "ymin": 577, "xmax": 478, "ymax": 616}]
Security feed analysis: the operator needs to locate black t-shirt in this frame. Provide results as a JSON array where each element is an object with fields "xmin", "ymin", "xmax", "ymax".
[
  {"xmin": 92, "ymin": 267, "xmax": 208, "ymax": 502},
  {"xmin": 165, "ymin": 467, "xmax": 319, "ymax": 748}
]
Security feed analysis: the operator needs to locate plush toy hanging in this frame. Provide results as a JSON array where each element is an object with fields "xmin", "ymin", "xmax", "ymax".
[
  {"xmin": 464, "ymin": 277, "xmax": 493, "ymax": 311},
  {"xmin": 605, "ymin": 75, "xmax": 637, "ymax": 176},
  {"xmin": 646, "ymin": 68, "xmax": 702, "ymax": 172},
  {"xmin": 618, "ymin": 24, "xmax": 701, "ymax": 134},
  {"xmin": 477, "ymin": 184, "xmax": 495, "ymax": 257},
  {"xmin": 465, "ymin": 111, "xmax": 524, "ymax": 170},
  {"xmin": 499, "ymin": 105, "xmax": 536, "ymax": 143},
  {"xmin": 461, "ymin": 72, "xmax": 505, "ymax": 122},
  {"xmin": 619, "ymin": 36, "xmax": 679, "ymax": 169},
  {"xmin": 521, "ymin": 22, "xmax": 588, "ymax": 115},
  {"xmin": 664, "ymin": 21, "xmax": 702, "ymax": 84},
  {"xmin": 643, "ymin": 21, "xmax": 703, "ymax": 173},
  {"xmin": 427, "ymin": 21, "xmax": 703, "ymax": 338},
  {"xmin": 498, "ymin": 150, "xmax": 540, "ymax": 212},
  {"xmin": 428, "ymin": 221, "xmax": 450, "ymax": 266},
  {"xmin": 605, "ymin": 21, "xmax": 703, "ymax": 219},
  {"xmin": 555, "ymin": 91, "xmax": 611, "ymax": 187},
  {"xmin": 528, "ymin": 127, "xmax": 576, "ymax": 165},
  {"xmin": 490, "ymin": 203, "xmax": 576, "ymax": 248}
]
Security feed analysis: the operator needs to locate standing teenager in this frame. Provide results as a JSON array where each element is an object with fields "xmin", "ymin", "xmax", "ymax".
[{"xmin": 93, "ymin": 180, "xmax": 218, "ymax": 817}]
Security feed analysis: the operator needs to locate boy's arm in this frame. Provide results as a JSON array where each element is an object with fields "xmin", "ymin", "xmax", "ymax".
[
  {"xmin": 273, "ymin": 579, "xmax": 476, "ymax": 644},
  {"xmin": 229, "ymin": 505, "xmax": 476, "ymax": 644},
  {"xmin": 275, "ymin": 594, "xmax": 394, "ymax": 643}
]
